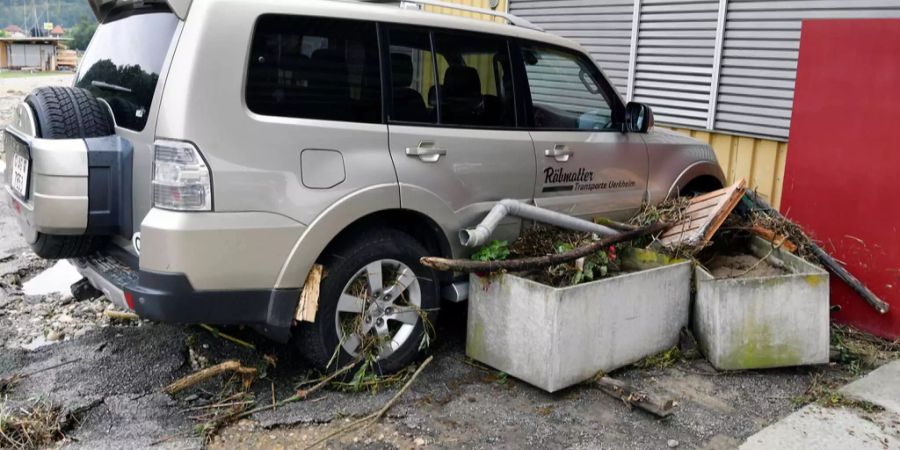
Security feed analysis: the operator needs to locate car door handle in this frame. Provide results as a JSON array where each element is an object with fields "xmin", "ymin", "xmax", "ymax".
[
  {"xmin": 406, "ymin": 141, "xmax": 447, "ymax": 163},
  {"xmin": 545, "ymin": 145, "xmax": 573, "ymax": 162}
]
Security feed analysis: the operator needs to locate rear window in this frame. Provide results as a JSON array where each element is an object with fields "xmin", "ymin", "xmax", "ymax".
[
  {"xmin": 245, "ymin": 15, "xmax": 382, "ymax": 123},
  {"xmin": 75, "ymin": 12, "xmax": 179, "ymax": 131}
]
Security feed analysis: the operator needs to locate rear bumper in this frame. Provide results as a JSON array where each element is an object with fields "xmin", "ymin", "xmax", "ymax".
[{"xmin": 73, "ymin": 250, "xmax": 300, "ymax": 342}]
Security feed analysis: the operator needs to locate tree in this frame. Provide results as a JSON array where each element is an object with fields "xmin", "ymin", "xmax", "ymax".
[
  {"xmin": 69, "ymin": 16, "xmax": 97, "ymax": 51},
  {"xmin": 0, "ymin": 30, "xmax": 7, "ymax": 38}
]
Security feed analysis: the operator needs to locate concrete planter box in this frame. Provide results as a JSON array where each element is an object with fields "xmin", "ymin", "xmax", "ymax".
[
  {"xmin": 466, "ymin": 261, "xmax": 692, "ymax": 393},
  {"xmin": 693, "ymin": 237, "xmax": 830, "ymax": 370}
]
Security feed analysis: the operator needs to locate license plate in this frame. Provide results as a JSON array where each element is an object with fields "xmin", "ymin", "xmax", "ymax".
[{"xmin": 11, "ymin": 153, "xmax": 29, "ymax": 198}]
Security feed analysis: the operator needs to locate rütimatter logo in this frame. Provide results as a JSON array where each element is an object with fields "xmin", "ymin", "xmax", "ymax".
[{"xmin": 542, "ymin": 167, "xmax": 636, "ymax": 193}]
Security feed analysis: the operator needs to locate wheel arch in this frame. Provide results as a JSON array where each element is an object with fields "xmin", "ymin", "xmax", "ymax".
[
  {"xmin": 275, "ymin": 185, "xmax": 455, "ymax": 289},
  {"xmin": 666, "ymin": 161, "xmax": 726, "ymax": 199}
]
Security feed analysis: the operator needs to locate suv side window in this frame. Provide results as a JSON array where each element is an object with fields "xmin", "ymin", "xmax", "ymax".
[
  {"xmin": 387, "ymin": 27, "xmax": 437, "ymax": 124},
  {"xmin": 433, "ymin": 31, "xmax": 516, "ymax": 127},
  {"xmin": 521, "ymin": 43, "xmax": 616, "ymax": 131},
  {"xmin": 246, "ymin": 15, "xmax": 381, "ymax": 123}
]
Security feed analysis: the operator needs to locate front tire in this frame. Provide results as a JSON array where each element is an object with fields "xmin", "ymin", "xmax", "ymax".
[{"xmin": 295, "ymin": 229, "xmax": 440, "ymax": 373}]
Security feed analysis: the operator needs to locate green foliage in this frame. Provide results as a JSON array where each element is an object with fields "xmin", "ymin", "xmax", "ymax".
[
  {"xmin": 0, "ymin": 29, "xmax": 7, "ymax": 37},
  {"xmin": 635, "ymin": 346, "xmax": 684, "ymax": 370},
  {"xmin": 68, "ymin": 15, "xmax": 96, "ymax": 51},
  {"xmin": 0, "ymin": 0, "xmax": 94, "ymax": 30},
  {"xmin": 471, "ymin": 240, "xmax": 510, "ymax": 262},
  {"xmin": 552, "ymin": 242, "xmax": 617, "ymax": 286}
]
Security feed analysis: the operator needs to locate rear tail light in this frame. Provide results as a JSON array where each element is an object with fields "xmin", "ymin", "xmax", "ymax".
[{"xmin": 152, "ymin": 140, "xmax": 212, "ymax": 211}]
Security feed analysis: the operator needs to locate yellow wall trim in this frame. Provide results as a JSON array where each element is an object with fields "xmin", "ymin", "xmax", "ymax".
[
  {"xmin": 424, "ymin": 0, "xmax": 509, "ymax": 22},
  {"xmin": 668, "ymin": 128, "xmax": 787, "ymax": 209}
]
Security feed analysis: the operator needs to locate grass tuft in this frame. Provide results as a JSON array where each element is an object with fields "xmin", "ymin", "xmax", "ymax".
[
  {"xmin": 634, "ymin": 347, "xmax": 685, "ymax": 370},
  {"xmin": 0, "ymin": 399, "xmax": 68, "ymax": 450}
]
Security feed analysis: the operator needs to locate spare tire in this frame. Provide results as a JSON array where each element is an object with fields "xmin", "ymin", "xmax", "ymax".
[{"xmin": 24, "ymin": 86, "xmax": 115, "ymax": 259}]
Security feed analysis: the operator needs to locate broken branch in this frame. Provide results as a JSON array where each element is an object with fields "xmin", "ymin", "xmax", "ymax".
[
  {"xmin": 164, "ymin": 360, "xmax": 258, "ymax": 395},
  {"xmin": 235, "ymin": 361, "xmax": 358, "ymax": 420},
  {"xmin": 422, "ymin": 222, "xmax": 670, "ymax": 273},
  {"xmin": 593, "ymin": 376, "xmax": 675, "ymax": 417}
]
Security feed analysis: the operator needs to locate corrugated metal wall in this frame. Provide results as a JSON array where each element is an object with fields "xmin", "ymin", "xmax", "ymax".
[
  {"xmin": 509, "ymin": 0, "xmax": 634, "ymax": 94},
  {"xmin": 632, "ymin": 0, "xmax": 719, "ymax": 129},
  {"xmin": 508, "ymin": 0, "xmax": 900, "ymax": 140}
]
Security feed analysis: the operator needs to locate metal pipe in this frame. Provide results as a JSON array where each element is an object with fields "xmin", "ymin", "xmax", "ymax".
[{"xmin": 460, "ymin": 199, "xmax": 619, "ymax": 248}]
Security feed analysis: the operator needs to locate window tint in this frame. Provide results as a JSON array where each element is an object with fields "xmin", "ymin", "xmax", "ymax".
[
  {"xmin": 246, "ymin": 15, "xmax": 381, "ymax": 123},
  {"xmin": 75, "ymin": 12, "xmax": 178, "ymax": 131},
  {"xmin": 388, "ymin": 28, "xmax": 436, "ymax": 124},
  {"xmin": 521, "ymin": 44, "xmax": 615, "ymax": 131},
  {"xmin": 432, "ymin": 32, "xmax": 515, "ymax": 127}
]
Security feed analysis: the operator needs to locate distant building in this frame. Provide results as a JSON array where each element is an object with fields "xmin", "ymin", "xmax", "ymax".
[
  {"xmin": 4, "ymin": 25, "xmax": 26, "ymax": 38},
  {"xmin": 0, "ymin": 37, "xmax": 68, "ymax": 70},
  {"xmin": 50, "ymin": 25, "xmax": 64, "ymax": 37}
]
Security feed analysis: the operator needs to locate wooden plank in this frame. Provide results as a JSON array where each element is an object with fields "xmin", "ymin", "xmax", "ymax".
[{"xmin": 660, "ymin": 179, "xmax": 746, "ymax": 248}]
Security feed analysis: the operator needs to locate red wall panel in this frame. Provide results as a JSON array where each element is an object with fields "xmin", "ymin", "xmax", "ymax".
[{"xmin": 782, "ymin": 19, "xmax": 900, "ymax": 338}]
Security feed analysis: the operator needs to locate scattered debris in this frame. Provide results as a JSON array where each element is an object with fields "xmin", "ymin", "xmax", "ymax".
[
  {"xmin": 792, "ymin": 372, "xmax": 884, "ymax": 413},
  {"xmin": 592, "ymin": 375, "xmax": 675, "ymax": 417},
  {"xmin": 744, "ymin": 193, "xmax": 890, "ymax": 314},
  {"xmin": 198, "ymin": 324, "xmax": 256, "ymax": 350},
  {"xmin": 164, "ymin": 360, "xmax": 258, "ymax": 395},
  {"xmin": 103, "ymin": 310, "xmax": 139, "ymax": 321},
  {"xmin": 750, "ymin": 224, "xmax": 798, "ymax": 253},
  {"xmin": 295, "ymin": 264, "xmax": 323, "ymax": 323},
  {"xmin": 635, "ymin": 346, "xmax": 685, "ymax": 370},
  {"xmin": 421, "ymin": 222, "xmax": 669, "ymax": 273},
  {"xmin": 0, "ymin": 399, "xmax": 69, "ymax": 450},
  {"xmin": 831, "ymin": 324, "xmax": 900, "ymax": 372},
  {"xmin": 303, "ymin": 355, "xmax": 434, "ymax": 449},
  {"xmin": 235, "ymin": 361, "xmax": 358, "ymax": 420}
]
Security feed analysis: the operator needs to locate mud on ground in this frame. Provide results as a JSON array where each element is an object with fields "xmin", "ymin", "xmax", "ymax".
[{"xmin": 0, "ymin": 74, "xmax": 892, "ymax": 450}]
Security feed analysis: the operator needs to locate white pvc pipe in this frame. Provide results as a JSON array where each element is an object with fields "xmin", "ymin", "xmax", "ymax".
[{"xmin": 460, "ymin": 199, "xmax": 619, "ymax": 248}]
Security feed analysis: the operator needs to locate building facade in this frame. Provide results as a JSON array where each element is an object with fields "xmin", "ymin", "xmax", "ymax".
[{"xmin": 434, "ymin": 0, "xmax": 900, "ymax": 208}]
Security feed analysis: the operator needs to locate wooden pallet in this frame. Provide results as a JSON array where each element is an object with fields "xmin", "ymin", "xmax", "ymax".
[{"xmin": 660, "ymin": 179, "xmax": 747, "ymax": 248}]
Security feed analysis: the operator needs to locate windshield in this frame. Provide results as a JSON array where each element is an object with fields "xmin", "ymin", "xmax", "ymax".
[{"xmin": 75, "ymin": 12, "xmax": 179, "ymax": 131}]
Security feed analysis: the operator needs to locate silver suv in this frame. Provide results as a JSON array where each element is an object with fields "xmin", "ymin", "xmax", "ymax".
[{"xmin": 3, "ymin": 0, "xmax": 724, "ymax": 371}]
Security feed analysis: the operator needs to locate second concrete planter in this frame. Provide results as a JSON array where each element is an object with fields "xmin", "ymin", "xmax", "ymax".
[{"xmin": 693, "ymin": 237, "xmax": 830, "ymax": 370}]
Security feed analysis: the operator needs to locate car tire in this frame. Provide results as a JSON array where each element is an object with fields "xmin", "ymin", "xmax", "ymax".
[
  {"xmin": 24, "ymin": 86, "xmax": 114, "ymax": 259},
  {"xmin": 295, "ymin": 229, "xmax": 440, "ymax": 374}
]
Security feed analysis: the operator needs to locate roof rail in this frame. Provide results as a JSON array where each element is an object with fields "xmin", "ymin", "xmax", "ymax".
[{"xmin": 399, "ymin": 0, "xmax": 543, "ymax": 32}]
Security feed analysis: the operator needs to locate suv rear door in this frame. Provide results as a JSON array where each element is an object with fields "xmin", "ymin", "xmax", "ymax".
[
  {"xmin": 75, "ymin": 8, "xmax": 181, "ymax": 242},
  {"xmin": 519, "ymin": 42, "xmax": 648, "ymax": 221},
  {"xmin": 385, "ymin": 26, "xmax": 535, "ymax": 247}
]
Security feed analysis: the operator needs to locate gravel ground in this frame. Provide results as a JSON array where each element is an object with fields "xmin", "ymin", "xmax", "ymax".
[{"xmin": 0, "ymin": 74, "xmax": 881, "ymax": 450}]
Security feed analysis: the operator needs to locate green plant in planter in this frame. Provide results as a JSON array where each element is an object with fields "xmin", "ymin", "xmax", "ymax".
[
  {"xmin": 553, "ymin": 242, "xmax": 619, "ymax": 286},
  {"xmin": 471, "ymin": 240, "xmax": 510, "ymax": 262}
]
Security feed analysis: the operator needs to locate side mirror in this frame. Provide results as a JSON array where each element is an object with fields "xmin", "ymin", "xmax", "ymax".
[{"xmin": 625, "ymin": 102, "xmax": 654, "ymax": 133}]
